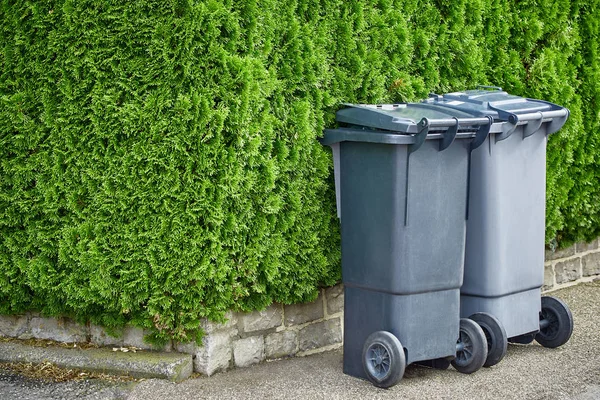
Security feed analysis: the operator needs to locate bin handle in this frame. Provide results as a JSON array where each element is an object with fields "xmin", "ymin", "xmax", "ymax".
[
  {"xmin": 523, "ymin": 99, "xmax": 569, "ymax": 135},
  {"xmin": 510, "ymin": 109, "xmax": 569, "ymax": 136},
  {"xmin": 546, "ymin": 109, "xmax": 569, "ymax": 135},
  {"xmin": 490, "ymin": 101, "xmax": 569, "ymax": 139}
]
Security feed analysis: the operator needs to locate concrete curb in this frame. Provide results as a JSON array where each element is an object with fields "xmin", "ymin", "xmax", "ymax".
[{"xmin": 0, "ymin": 341, "xmax": 193, "ymax": 382}]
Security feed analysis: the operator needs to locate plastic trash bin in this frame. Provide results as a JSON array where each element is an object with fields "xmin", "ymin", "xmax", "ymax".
[
  {"xmin": 320, "ymin": 103, "xmax": 493, "ymax": 388},
  {"xmin": 424, "ymin": 87, "xmax": 573, "ymax": 367}
]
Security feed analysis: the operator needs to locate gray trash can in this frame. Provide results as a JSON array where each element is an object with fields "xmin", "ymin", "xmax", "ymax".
[
  {"xmin": 320, "ymin": 103, "xmax": 494, "ymax": 388},
  {"xmin": 424, "ymin": 87, "xmax": 574, "ymax": 367}
]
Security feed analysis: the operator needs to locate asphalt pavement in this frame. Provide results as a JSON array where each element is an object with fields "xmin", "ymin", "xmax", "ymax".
[{"xmin": 1, "ymin": 280, "xmax": 599, "ymax": 399}]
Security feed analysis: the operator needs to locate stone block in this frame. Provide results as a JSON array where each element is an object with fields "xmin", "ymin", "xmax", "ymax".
[
  {"xmin": 555, "ymin": 258, "xmax": 581, "ymax": 284},
  {"xmin": 0, "ymin": 315, "xmax": 29, "ymax": 338},
  {"xmin": 29, "ymin": 317, "xmax": 88, "ymax": 343},
  {"xmin": 284, "ymin": 293, "xmax": 324, "ymax": 326},
  {"xmin": 195, "ymin": 331, "xmax": 232, "ymax": 376},
  {"xmin": 0, "ymin": 341, "xmax": 192, "ymax": 382},
  {"xmin": 90, "ymin": 325, "xmax": 123, "ymax": 347},
  {"xmin": 202, "ymin": 311, "xmax": 238, "ymax": 334},
  {"xmin": 175, "ymin": 341, "xmax": 197, "ymax": 355},
  {"xmin": 122, "ymin": 327, "xmax": 172, "ymax": 352},
  {"xmin": 577, "ymin": 239, "xmax": 600, "ymax": 253},
  {"xmin": 265, "ymin": 331, "xmax": 297, "ymax": 359},
  {"xmin": 238, "ymin": 305, "xmax": 282, "ymax": 334},
  {"xmin": 325, "ymin": 285, "xmax": 344, "ymax": 315},
  {"xmin": 122, "ymin": 326, "xmax": 150, "ymax": 349},
  {"xmin": 298, "ymin": 318, "xmax": 342, "ymax": 352},
  {"xmin": 545, "ymin": 245, "xmax": 576, "ymax": 261},
  {"xmin": 582, "ymin": 252, "xmax": 600, "ymax": 277},
  {"xmin": 233, "ymin": 336, "xmax": 264, "ymax": 368},
  {"xmin": 543, "ymin": 263, "xmax": 554, "ymax": 291}
]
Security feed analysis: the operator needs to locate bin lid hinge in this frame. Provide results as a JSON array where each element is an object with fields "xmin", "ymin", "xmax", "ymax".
[
  {"xmin": 408, "ymin": 118, "xmax": 430, "ymax": 154},
  {"xmin": 439, "ymin": 117, "xmax": 459, "ymax": 151},
  {"xmin": 495, "ymin": 114, "xmax": 518, "ymax": 142},
  {"xmin": 523, "ymin": 113, "xmax": 544, "ymax": 138},
  {"xmin": 470, "ymin": 116, "xmax": 493, "ymax": 150}
]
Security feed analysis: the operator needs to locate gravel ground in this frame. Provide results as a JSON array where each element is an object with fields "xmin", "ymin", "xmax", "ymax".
[{"xmin": 127, "ymin": 281, "xmax": 600, "ymax": 400}]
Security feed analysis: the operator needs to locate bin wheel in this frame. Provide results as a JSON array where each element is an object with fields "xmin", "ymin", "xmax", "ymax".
[
  {"xmin": 535, "ymin": 296, "xmax": 573, "ymax": 348},
  {"xmin": 451, "ymin": 318, "xmax": 488, "ymax": 374},
  {"xmin": 469, "ymin": 312, "xmax": 507, "ymax": 367},
  {"xmin": 508, "ymin": 333, "xmax": 535, "ymax": 344},
  {"xmin": 362, "ymin": 331, "xmax": 405, "ymax": 388}
]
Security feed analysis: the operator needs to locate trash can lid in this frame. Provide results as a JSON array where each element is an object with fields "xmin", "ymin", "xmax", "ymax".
[
  {"xmin": 335, "ymin": 103, "xmax": 478, "ymax": 134},
  {"xmin": 322, "ymin": 103, "xmax": 496, "ymax": 149},
  {"xmin": 424, "ymin": 87, "xmax": 569, "ymax": 126},
  {"xmin": 322, "ymin": 88, "xmax": 568, "ymax": 148}
]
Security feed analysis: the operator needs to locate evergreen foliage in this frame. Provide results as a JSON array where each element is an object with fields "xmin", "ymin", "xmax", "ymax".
[{"xmin": 1, "ymin": 0, "xmax": 598, "ymax": 342}]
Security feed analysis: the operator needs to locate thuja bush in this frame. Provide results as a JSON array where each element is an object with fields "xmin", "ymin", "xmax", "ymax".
[{"xmin": 1, "ymin": 0, "xmax": 598, "ymax": 343}]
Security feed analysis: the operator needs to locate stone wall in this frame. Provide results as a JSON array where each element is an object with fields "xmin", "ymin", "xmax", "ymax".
[
  {"xmin": 544, "ymin": 239, "xmax": 600, "ymax": 290},
  {"xmin": 1, "ymin": 239, "xmax": 599, "ymax": 377},
  {"xmin": 0, "ymin": 284, "xmax": 345, "ymax": 377},
  {"xmin": 183, "ymin": 284, "xmax": 345, "ymax": 376}
]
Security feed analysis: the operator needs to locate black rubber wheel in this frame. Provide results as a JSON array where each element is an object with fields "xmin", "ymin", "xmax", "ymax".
[
  {"xmin": 508, "ymin": 333, "xmax": 535, "ymax": 344},
  {"xmin": 535, "ymin": 296, "xmax": 574, "ymax": 348},
  {"xmin": 469, "ymin": 312, "xmax": 507, "ymax": 367},
  {"xmin": 451, "ymin": 318, "xmax": 488, "ymax": 374},
  {"xmin": 362, "ymin": 331, "xmax": 406, "ymax": 388}
]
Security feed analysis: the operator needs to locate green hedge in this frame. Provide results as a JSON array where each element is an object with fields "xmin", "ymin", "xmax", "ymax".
[{"xmin": 1, "ymin": 0, "xmax": 598, "ymax": 343}]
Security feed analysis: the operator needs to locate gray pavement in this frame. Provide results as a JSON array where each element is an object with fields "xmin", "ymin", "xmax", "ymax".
[
  {"xmin": 0, "ymin": 368, "xmax": 131, "ymax": 400},
  {"xmin": 127, "ymin": 281, "xmax": 600, "ymax": 400}
]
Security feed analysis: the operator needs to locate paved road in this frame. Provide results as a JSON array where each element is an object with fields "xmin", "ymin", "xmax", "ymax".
[
  {"xmin": 1, "ymin": 281, "xmax": 598, "ymax": 399},
  {"xmin": 0, "ymin": 368, "xmax": 131, "ymax": 400},
  {"xmin": 128, "ymin": 281, "xmax": 600, "ymax": 400}
]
